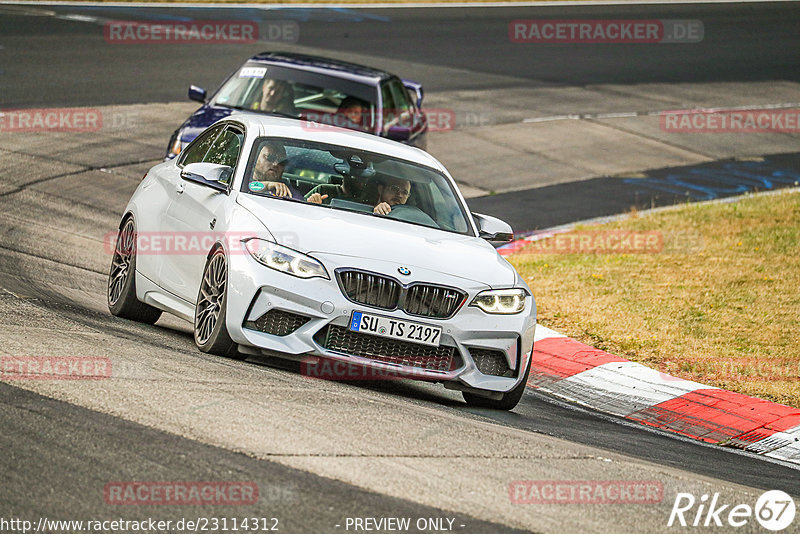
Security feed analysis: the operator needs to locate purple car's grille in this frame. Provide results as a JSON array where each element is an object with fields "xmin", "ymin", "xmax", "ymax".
[
  {"xmin": 314, "ymin": 325, "xmax": 461, "ymax": 372},
  {"xmin": 336, "ymin": 269, "xmax": 465, "ymax": 319}
]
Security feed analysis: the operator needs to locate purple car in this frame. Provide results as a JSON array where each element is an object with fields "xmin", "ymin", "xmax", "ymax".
[{"xmin": 166, "ymin": 52, "xmax": 428, "ymax": 159}]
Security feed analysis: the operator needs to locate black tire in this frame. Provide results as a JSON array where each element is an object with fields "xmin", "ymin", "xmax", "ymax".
[
  {"xmin": 194, "ymin": 248, "xmax": 241, "ymax": 358},
  {"xmin": 107, "ymin": 217, "xmax": 162, "ymax": 324},
  {"xmin": 462, "ymin": 353, "xmax": 532, "ymax": 411}
]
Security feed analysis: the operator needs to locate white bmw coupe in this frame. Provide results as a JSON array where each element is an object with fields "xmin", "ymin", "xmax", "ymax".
[{"xmin": 108, "ymin": 115, "xmax": 536, "ymax": 410}]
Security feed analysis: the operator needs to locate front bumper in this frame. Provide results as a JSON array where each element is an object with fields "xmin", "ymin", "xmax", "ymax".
[{"xmin": 225, "ymin": 248, "xmax": 536, "ymax": 394}]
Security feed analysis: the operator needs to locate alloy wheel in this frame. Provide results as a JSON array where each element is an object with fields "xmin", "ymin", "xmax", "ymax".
[{"xmin": 195, "ymin": 252, "xmax": 227, "ymax": 345}]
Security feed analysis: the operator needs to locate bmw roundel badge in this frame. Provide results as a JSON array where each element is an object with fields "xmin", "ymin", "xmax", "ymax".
[{"xmin": 398, "ymin": 266, "xmax": 411, "ymax": 276}]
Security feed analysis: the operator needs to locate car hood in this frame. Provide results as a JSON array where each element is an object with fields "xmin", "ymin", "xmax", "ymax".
[{"xmin": 235, "ymin": 194, "xmax": 517, "ymax": 288}]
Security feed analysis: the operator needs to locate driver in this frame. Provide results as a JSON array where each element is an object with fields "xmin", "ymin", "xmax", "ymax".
[
  {"xmin": 252, "ymin": 141, "xmax": 292, "ymax": 197},
  {"xmin": 373, "ymin": 176, "xmax": 411, "ymax": 215},
  {"xmin": 253, "ymin": 79, "xmax": 296, "ymax": 116}
]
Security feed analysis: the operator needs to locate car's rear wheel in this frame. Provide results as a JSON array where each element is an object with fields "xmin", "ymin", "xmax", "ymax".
[
  {"xmin": 194, "ymin": 248, "xmax": 241, "ymax": 358},
  {"xmin": 107, "ymin": 217, "xmax": 162, "ymax": 324},
  {"xmin": 462, "ymin": 355, "xmax": 532, "ymax": 411}
]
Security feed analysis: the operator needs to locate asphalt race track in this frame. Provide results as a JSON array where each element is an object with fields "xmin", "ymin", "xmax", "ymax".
[
  {"xmin": 1, "ymin": 2, "xmax": 800, "ymax": 533},
  {"xmin": 3, "ymin": 2, "xmax": 800, "ymax": 107}
]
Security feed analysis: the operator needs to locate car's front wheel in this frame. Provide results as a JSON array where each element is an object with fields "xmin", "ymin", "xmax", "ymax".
[
  {"xmin": 194, "ymin": 248, "xmax": 241, "ymax": 358},
  {"xmin": 462, "ymin": 355, "xmax": 532, "ymax": 411},
  {"xmin": 107, "ymin": 217, "xmax": 162, "ymax": 324}
]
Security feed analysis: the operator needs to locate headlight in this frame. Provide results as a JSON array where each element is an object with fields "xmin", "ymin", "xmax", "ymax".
[
  {"xmin": 169, "ymin": 137, "xmax": 183, "ymax": 156},
  {"xmin": 244, "ymin": 239, "xmax": 329, "ymax": 279},
  {"xmin": 470, "ymin": 288, "xmax": 526, "ymax": 314}
]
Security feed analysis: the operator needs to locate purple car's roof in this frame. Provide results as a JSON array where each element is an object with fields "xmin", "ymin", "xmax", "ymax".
[{"xmin": 248, "ymin": 51, "xmax": 392, "ymax": 85}]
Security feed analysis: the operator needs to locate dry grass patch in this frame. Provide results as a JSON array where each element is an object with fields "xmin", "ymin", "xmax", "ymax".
[{"xmin": 510, "ymin": 190, "xmax": 800, "ymax": 407}]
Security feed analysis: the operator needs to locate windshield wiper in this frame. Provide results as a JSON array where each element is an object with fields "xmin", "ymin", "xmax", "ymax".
[{"xmin": 216, "ymin": 104, "xmax": 251, "ymax": 112}]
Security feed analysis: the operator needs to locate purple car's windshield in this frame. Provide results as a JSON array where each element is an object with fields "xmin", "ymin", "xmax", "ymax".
[{"xmin": 213, "ymin": 63, "xmax": 378, "ymax": 133}]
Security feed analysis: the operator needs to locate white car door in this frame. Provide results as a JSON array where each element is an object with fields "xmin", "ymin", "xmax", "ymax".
[
  {"xmin": 159, "ymin": 124, "xmax": 244, "ymax": 303},
  {"xmin": 132, "ymin": 160, "xmax": 179, "ymax": 284}
]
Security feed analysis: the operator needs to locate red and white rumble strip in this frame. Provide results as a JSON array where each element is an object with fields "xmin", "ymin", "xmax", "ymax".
[{"xmin": 529, "ymin": 325, "xmax": 800, "ymax": 465}]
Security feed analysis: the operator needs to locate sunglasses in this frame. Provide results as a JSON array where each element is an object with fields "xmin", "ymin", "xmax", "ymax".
[{"xmin": 261, "ymin": 153, "xmax": 287, "ymax": 166}]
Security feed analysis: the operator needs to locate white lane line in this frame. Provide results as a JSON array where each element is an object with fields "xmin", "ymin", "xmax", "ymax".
[
  {"xmin": 523, "ymin": 114, "xmax": 581, "ymax": 123},
  {"xmin": 523, "ymin": 102, "xmax": 800, "ymax": 124},
  {"xmin": 56, "ymin": 14, "xmax": 98, "ymax": 23},
  {"xmin": 595, "ymin": 111, "xmax": 639, "ymax": 119}
]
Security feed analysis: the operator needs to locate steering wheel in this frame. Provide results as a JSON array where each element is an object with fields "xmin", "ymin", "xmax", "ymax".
[{"xmin": 385, "ymin": 204, "xmax": 438, "ymax": 226}]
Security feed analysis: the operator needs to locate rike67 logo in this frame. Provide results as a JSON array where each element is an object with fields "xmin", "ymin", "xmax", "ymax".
[{"xmin": 668, "ymin": 490, "xmax": 796, "ymax": 531}]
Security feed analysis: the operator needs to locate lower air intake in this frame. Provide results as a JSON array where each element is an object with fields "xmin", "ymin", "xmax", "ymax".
[
  {"xmin": 469, "ymin": 348, "xmax": 515, "ymax": 377},
  {"xmin": 314, "ymin": 325, "xmax": 461, "ymax": 372},
  {"xmin": 244, "ymin": 309, "xmax": 310, "ymax": 337}
]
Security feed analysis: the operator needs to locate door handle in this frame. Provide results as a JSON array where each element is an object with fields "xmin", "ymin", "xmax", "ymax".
[{"xmin": 176, "ymin": 183, "xmax": 185, "ymax": 194}]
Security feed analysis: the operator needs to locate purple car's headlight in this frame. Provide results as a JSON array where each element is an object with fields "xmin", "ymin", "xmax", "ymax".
[
  {"xmin": 169, "ymin": 137, "xmax": 183, "ymax": 157},
  {"xmin": 244, "ymin": 238, "xmax": 329, "ymax": 280}
]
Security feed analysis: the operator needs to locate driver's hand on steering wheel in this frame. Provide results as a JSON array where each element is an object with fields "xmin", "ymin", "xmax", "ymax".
[
  {"xmin": 373, "ymin": 202, "xmax": 392, "ymax": 215},
  {"xmin": 264, "ymin": 181, "xmax": 291, "ymax": 198}
]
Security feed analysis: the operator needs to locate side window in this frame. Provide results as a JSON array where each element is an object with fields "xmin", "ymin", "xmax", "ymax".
[
  {"xmin": 381, "ymin": 82, "xmax": 396, "ymax": 126},
  {"xmin": 202, "ymin": 126, "xmax": 243, "ymax": 183},
  {"xmin": 179, "ymin": 125, "xmax": 225, "ymax": 166},
  {"xmin": 404, "ymin": 86, "xmax": 418, "ymax": 111},
  {"xmin": 389, "ymin": 80, "xmax": 412, "ymax": 115}
]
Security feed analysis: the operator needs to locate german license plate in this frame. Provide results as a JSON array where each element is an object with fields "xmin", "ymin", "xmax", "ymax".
[{"xmin": 349, "ymin": 311, "xmax": 442, "ymax": 347}]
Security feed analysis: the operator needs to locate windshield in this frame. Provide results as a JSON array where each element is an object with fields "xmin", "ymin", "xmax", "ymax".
[
  {"xmin": 241, "ymin": 137, "xmax": 473, "ymax": 236},
  {"xmin": 213, "ymin": 63, "xmax": 378, "ymax": 133}
]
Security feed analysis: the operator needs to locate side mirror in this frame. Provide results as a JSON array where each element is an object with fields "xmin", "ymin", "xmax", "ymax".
[
  {"xmin": 402, "ymin": 79, "xmax": 424, "ymax": 108},
  {"xmin": 473, "ymin": 212, "xmax": 514, "ymax": 243},
  {"xmin": 188, "ymin": 85, "xmax": 207, "ymax": 103},
  {"xmin": 387, "ymin": 125, "xmax": 411, "ymax": 142},
  {"xmin": 181, "ymin": 162, "xmax": 231, "ymax": 193}
]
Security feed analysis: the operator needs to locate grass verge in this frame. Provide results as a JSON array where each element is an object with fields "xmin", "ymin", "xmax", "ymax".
[{"xmin": 510, "ymin": 189, "xmax": 800, "ymax": 407}]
